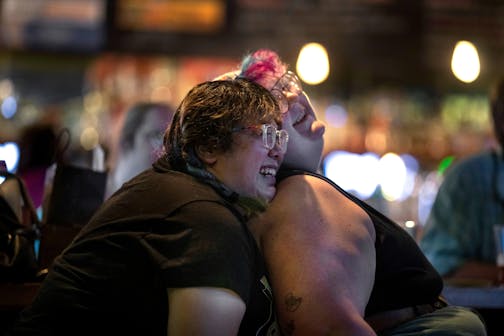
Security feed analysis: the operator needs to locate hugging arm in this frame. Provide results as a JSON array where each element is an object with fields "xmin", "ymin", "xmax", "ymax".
[
  {"xmin": 259, "ymin": 175, "xmax": 377, "ymax": 335},
  {"xmin": 167, "ymin": 287, "xmax": 246, "ymax": 335}
]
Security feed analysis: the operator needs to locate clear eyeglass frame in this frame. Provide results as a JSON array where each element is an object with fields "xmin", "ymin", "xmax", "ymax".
[
  {"xmin": 232, "ymin": 124, "xmax": 289, "ymax": 153},
  {"xmin": 270, "ymin": 71, "xmax": 304, "ymax": 114}
]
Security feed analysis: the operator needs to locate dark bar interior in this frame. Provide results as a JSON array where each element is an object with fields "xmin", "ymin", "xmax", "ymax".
[{"xmin": 1, "ymin": 1, "xmax": 503, "ymax": 335}]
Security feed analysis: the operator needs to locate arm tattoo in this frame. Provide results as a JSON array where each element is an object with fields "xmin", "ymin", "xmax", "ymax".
[{"xmin": 284, "ymin": 292, "xmax": 302, "ymax": 312}]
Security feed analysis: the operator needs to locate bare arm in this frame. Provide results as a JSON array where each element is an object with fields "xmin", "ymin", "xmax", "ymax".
[
  {"xmin": 257, "ymin": 175, "xmax": 377, "ymax": 336},
  {"xmin": 445, "ymin": 261, "xmax": 498, "ymax": 286},
  {"xmin": 167, "ymin": 287, "xmax": 246, "ymax": 335}
]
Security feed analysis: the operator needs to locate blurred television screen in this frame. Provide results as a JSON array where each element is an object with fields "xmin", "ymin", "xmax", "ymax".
[{"xmin": 0, "ymin": 0, "xmax": 106, "ymax": 52}]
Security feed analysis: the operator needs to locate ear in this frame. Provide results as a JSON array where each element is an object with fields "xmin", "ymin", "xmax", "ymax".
[{"xmin": 195, "ymin": 145, "xmax": 217, "ymax": 165}]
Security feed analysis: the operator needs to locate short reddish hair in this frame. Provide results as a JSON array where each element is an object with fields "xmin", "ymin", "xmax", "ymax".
[{"xmin": 238, "ymin": 49, "xmax": 288, "ymax": 89}]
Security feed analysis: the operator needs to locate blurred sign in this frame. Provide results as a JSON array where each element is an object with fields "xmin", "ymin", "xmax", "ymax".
[
  {"xmin": 0, "ymin": 0, "xmax": 106, "ymax": 52},
  {"xmin": 115, "ymin": 0, "xmax": 227, "ymax": 34}
]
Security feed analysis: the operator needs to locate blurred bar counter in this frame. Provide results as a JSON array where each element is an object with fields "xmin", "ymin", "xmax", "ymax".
[{"xmin": 443, "ymin": 285, "xmax": 504, "ymax": 309}]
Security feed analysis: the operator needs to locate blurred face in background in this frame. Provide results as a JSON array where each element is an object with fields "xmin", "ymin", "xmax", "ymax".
[
  {"xmin": 136, "ymin": 106, "xmax": 173, "ymax": 162},
  {"xmin": 115, "ymin": 106, "xmax": 173, "ymax": 186}
]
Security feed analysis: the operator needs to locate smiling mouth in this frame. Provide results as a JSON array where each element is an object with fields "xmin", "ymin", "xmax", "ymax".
[{"xmin": 260, "ymin": 167, "xmax": 277, "ymax": 177}]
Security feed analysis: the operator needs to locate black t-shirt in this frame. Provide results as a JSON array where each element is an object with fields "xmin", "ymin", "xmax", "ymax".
[
  {"xmin": 278, "ymin": 169, "xmax": 443, "ymax": 316},
  {"xmin": 9, "ymin": 158, "xmax": 279, "ymax": 336}
]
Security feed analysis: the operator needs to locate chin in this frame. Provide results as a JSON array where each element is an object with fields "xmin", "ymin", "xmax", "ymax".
[
  {"xmin": 284, "ymin": 152, "xmax": 322, "ymax": 172},
  {"xmin": 260, "ymin": 189, "xmax": 276, "ymax": 202},
  {"xmin": 262, "ymin": 194, "xmax": 274, "ymax": 203}
]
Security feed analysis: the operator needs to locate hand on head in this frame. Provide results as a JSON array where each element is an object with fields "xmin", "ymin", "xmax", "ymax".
[{"xmin": 236, "ymin": 49, "xmax": 326, "ymax": 172}]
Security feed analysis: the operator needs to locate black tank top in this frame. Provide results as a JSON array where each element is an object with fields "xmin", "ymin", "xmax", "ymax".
[{"xmin": 278, "ymin": 169, "xmax": 443, "ymax": 316}]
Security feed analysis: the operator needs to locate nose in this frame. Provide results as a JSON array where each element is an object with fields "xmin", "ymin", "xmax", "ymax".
[{"xmin": 268, "ymin": 141, "xmax": 285, "ymax": 162}]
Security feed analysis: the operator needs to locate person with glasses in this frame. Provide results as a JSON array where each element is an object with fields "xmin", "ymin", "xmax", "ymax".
[
  {"xmin": 105, "ymin": 102, "xmax": 175, "ymax": 198},
  {"xmin": 226, "ymin": 49, "xmax": 486, "ymax": 335},
  {"xmin": 8, "ymin": 79, "xmax": 284, "ymax": 336}
]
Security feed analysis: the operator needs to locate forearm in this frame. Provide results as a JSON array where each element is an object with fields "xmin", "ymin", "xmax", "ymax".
[{"xmin": 445, "ymin": 261, "xmax": 498, "ymax": 284}]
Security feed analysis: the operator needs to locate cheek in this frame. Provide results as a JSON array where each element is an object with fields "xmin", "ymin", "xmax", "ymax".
[
  {"xmin": 246, "ymin": 151, "xmax": 267, "ymax": 177},
  {"xmin": 237, "ymin": 150, "xmax": 262, "ymax": 173},
  {"xmin": 282, "ymin": 113, "xmax": 294, "ymax": 128},
  {"xmin": 283, "ymin": 139, "xmax": 303, "ymax": 163},
  {"xmin": 284, "ymin": 136, "xmax": 321, "ymax": 164},
  {"xmin": 285, "ymin": 132, "xmax": 302, "ymax": 152}
]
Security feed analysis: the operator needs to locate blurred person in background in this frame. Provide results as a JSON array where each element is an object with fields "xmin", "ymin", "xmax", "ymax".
[
  {"xmin": 8, "ymin": 79, "xmax": 283, "ymax": 335},
  {"xmin": 105, "ymin": 102, "xmax": 175, "ymax": 198},
  {"xmin": 231, "ymin": 49, "xmax": 486, "ymax": 336},
  {"xmin": 16, "ymin": 123, "xmax": 57, "ymax": 211},
  {"xmin": 420, "ymin": 78, "xmax": 504, "ymax": 284}
]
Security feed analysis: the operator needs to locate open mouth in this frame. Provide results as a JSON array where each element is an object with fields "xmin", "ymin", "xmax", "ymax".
[{"xmin": 260, "ymin": 167, "xmax": 277, "ymax": 177}]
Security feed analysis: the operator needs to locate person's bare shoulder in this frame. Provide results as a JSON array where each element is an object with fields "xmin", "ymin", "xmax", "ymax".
[
  {"xmin": 257, "ymin": 174, "xmax": 377, "ymax": 335},
  {"xmin": 268, "ymin": 174, "xmax": 375, "ymax": 241}
]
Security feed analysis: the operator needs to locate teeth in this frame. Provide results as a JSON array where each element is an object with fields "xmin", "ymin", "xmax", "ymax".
[{"xmin": 260, "ymin": 167, "xmax": 277, "ymax": 176}]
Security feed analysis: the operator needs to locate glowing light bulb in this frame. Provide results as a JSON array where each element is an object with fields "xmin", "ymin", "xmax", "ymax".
[
  {"xmin": 451, "ymin": 40, "xmax": 480, "ymax": 83},
  {"xmin": 296, "ymin": 43, "xmax": 330, "ymax": 85}
]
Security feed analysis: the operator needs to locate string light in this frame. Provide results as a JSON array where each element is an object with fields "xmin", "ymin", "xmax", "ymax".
[
  {"xmin": 296, "ymin": 43, "xmax": 330, "ymax": 85},
  {"xmin": 451, "ymin": 40, "xmax": 480, "ymax": 83}
]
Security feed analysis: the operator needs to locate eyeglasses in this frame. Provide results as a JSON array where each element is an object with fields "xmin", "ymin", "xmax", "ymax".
[
  {"xmin": 233, "ymin": 124, "xmax": 289, "ymax": 153},
  {"xmin": 270, "ymin": 71, "xmax": 303, "ymax": 114}
]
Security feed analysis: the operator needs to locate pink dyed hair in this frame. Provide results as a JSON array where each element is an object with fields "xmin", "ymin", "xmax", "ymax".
[{"xmin": 238, "ymin": 49, "xmax": 288, "ymax": 89}]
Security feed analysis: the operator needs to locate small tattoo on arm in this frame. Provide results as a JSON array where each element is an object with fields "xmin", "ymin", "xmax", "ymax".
[{"xmin": 284, "ymin": 292, "xmax": 302, "ymax": 312}]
